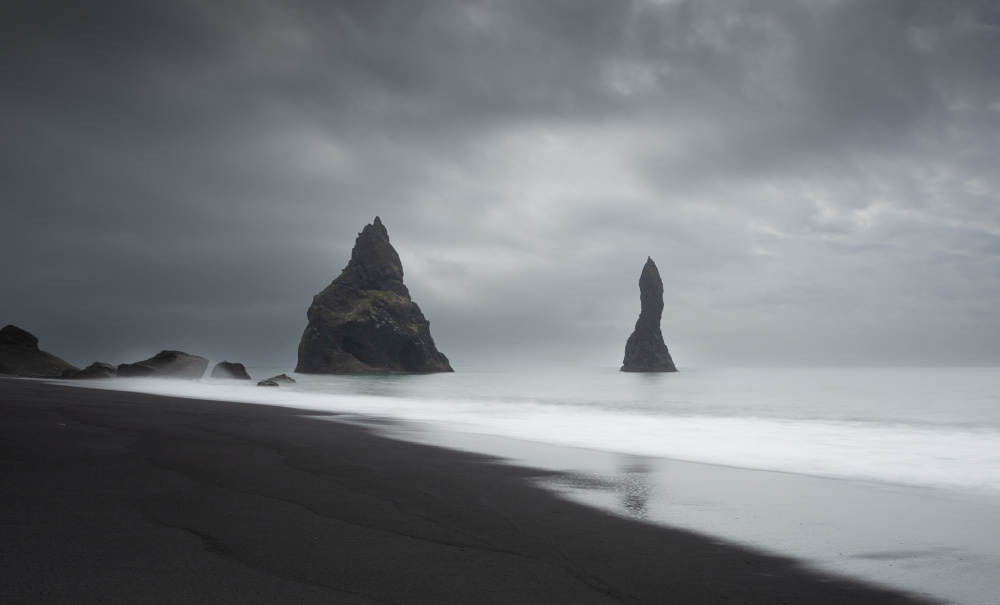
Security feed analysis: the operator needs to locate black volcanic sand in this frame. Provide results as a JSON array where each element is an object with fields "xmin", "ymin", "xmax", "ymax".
[{"xmin": 0, "ymin": 378, "xmax": 937, "ymax": 604}]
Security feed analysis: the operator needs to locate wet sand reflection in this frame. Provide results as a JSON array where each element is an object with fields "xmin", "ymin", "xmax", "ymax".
[{"xmin": 615, "ymin": 455, "xmax": 653, "ymax": 518}]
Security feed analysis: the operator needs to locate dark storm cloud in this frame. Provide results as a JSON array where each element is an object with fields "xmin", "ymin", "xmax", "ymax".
[{"xmin": 1, "ymin": 0, "xmax": 998, "ymax": 367}]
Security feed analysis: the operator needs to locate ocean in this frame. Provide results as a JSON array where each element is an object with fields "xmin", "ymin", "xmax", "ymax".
[
  {"xmin": 69, "ymin": 366, "xmax": 1000, "ymax": 604},
  {"xmin": 88, "ymin": 366, "xmax": 1000, "ymax": 500}
]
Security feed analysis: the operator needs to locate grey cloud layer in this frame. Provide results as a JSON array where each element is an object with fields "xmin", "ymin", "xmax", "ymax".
[{"xmin": 1, "ymin": 0, "xmax": 998, "ymax": 367}]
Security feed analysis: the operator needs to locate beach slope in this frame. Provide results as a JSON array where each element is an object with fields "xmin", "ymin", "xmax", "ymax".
[{"xmin": 0, "ymin": 378, "xmax": 934, "ymax": 604}]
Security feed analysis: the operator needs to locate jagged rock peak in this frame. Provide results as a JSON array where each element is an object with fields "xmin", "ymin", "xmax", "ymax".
[
  {"xmin": 621, "ymin": 257, "xmax": 678, "ymax": 373},
  {"xmin": 638, "ymin": 257, "xmax": 664, "ymax": 323},
  {"xmin": 344, "ymin": 216, "xmax": 409, "ymax": 296},
  {"xmin": 296, "ymin": 217, "xmax": 453, "ymax": 374}
]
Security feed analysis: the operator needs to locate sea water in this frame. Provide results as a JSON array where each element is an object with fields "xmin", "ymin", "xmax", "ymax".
[
  {"xmin": 69, "ymin": 366, "xmax": 1000, "ymax": 603},
  {"xmin": 86, "ymin": 366, "xmax": 1000, "ymax": 501}
]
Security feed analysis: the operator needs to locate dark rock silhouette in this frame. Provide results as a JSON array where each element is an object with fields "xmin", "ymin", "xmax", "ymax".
[
  {"xmin": 296, "ymin": 217, "xmax": 453, "ymax": 374},
  {"xmin": 117, "ymin": 351, "xmax": 209, "ymax": 379},
  {"xmin": 621, "ymin": 258, "xmax": 678, "ymax": 373},
  {"xmin": 0, "ymin": 325, "xmax": 78, "ymax": 378},
  {"xmin": 211, "ymin": 361, "xmax": 251, "ymax": 380},
  {"xmin": 63, "ymin": 362, "xmax": 117, "ymax": 379},
  {"xmin": 1, "ymin": 325, "xmax": 39, "ymax": 348},
  {"xmin": 257, "ymin": 374, "xmax": 295, "ymax": 387}
]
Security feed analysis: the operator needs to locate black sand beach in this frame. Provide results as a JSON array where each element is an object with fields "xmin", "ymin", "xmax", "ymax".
[{"xmin": 0, "ymin": 378, "xmax": 937, "ymax": 604}]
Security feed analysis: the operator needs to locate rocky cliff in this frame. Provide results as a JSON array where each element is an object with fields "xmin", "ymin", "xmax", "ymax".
[
  {"xmin": 621, "ymin": 258, "xmax": 678, "ymax": 372},
  {"xmin": 296, "ymin": 217, "xmax": 453, "ymax": 373},
  {"xmin": 0, "ymin": 325, "xmax": 79, "ymax": 378}
]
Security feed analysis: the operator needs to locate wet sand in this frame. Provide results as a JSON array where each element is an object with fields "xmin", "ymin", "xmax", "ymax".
[
  {"xmin": 1, "ymin": 377, "xmax": 937, "ymax": 604},
  {"xmin": 389, "ymin": 424, "xmax": 1000, "ymax": 604}
]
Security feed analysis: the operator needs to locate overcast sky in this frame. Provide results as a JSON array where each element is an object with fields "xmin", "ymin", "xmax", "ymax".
[{"xmin": 2, "ymin": 0, "xmax": 999, "ymax": 369}]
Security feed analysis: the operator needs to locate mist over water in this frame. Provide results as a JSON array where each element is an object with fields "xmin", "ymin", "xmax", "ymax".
[{"xmin": 73, "ymin": 366, "xmax": 1000, "ymax": 501}]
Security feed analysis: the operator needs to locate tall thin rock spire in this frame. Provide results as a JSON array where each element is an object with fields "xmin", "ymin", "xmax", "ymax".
[{"xmin": 621, "ymin": 257, "xmax": 678, "ymax": 372}]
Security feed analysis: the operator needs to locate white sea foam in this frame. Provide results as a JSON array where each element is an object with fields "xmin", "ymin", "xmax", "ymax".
[{"xmin": 68, "ymin": 367, "xmax": 1000, "ymax": 499}]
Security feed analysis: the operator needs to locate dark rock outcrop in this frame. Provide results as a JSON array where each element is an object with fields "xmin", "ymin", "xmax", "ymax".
[
  {"xmin": 257, "ymin": 374, "xmax": 295, "ymax": 387},
  {"xmin": 117, "ymin": 350, "xmax": 209, "ymax": 379},
  {"xmin": 296, "ymin": 217, "xmax": 453, "ymax": 374},
  {"xmin": 621, "ymin": 258, "xmax": 678, "ymax": 373},
  {"xmin": 211, "ymin": 361, "xmax": 251, "ymax": 380},
  {"xmin": 63, "ymin": 362, "xmax": 117, "ymax": 380},
  {"xmin": 0, "ymin": 325, "xmax": 79, "ymax": 378},
  {"xmin": 1, "ymin": 325, "xmax": 39, "ymax": 348}
]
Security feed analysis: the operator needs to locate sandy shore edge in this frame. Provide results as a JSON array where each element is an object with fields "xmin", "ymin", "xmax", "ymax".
[{"xmin": 0, "ymin": 377, "xmax": 938, "ymax": 604}]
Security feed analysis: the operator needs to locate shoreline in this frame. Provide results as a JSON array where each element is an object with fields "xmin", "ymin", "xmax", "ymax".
[
  {"xmin": 53, "ymin": 367, "xmax": 1000, "ymax": 504},
  {"xmin": 34, "ymin": 374, "xmax": 1000, "ymax": 506},
  {"xmin": 0, "ymin": 377, "xmax": 939, "ymax": 603},
  {"xmin": 346, "ymin": 413, "xmax": 1000, "ymax": 605}
]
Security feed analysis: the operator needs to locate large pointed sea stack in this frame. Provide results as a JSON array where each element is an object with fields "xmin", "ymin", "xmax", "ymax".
[
  {"xmin": 296, "ymin": 217, "xmax": 453, "ymax": 374},
  {"xmin": 621, "ymin": 257, "xmax": 678, "ymax": 372}
]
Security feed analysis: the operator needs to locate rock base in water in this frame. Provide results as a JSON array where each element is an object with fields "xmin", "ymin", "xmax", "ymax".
[
  {"xmin": 258, "ymin": 374, "xmax": 296, "ymax": 387},
  {"xmin": 211, "ymin": 361, "xmax": 251, "ymax": 380},
  {"xmin": 118, "ymin": 351, "xmax": 209, "ymax": 379}
]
